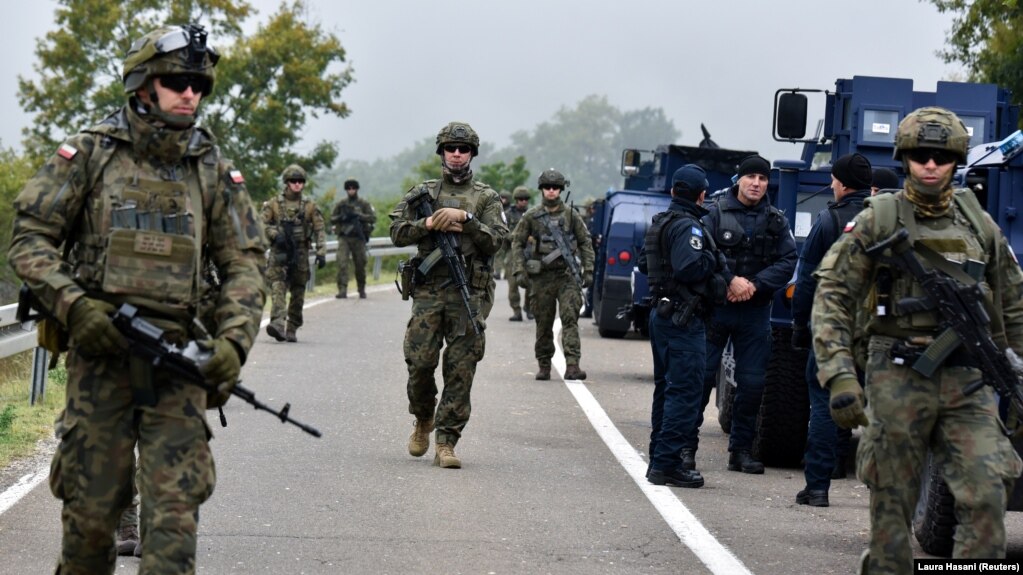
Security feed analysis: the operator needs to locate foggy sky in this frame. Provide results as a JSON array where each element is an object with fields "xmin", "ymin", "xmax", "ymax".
[{"xmin": 5, "ymin": 0, "xmax": 960, "ymax": 167}]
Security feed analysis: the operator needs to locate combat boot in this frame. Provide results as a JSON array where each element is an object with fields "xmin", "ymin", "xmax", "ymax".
[
  {"xmin": 526, "ymin": 310, "xmax": 534, "ymax": 320},
  {"xmin": 648, "ymin": 467, "xmax": 704, "ymax": 488},
  {"xmin": 358, "ymin": 287, "xmax": 367, "ymax": 299},
  {"xmin": 509, "ymin": 310, "xmax": 523, "ymax": 321},
  {"xmin": 564, "ymin": 364, "xmax": 587, "ymax": 380},
  {"xmin": 266, "ymin": 322, "xmax": 286, "ymax": 342},
  {"xmin": 727, "ymin": 449, "xmax": 765, "ymax": 474},
  {"xmin": 285, "ymin": 329, "xmax": 297, "ymax": 343},
  {"xmin": 680, "ymin": 448, "xmax": 696, "ymax": 472},
  {"xmin": 407, "ymin": 418, "xmax": 434, "ymax": 457},
  {"xmin": 796, "ymin": 488, "xmax": 829, "ymax": 507},
  {"xmin": 335, "ymin": 291, "xmax": 347, "ymax": 299},
  {"xmin": 434, "ymin": 443, "xmax": 461, "ymax": 469},
  {"xmin": 535, "ymin": 365, "xmax": 551, "ymax": 380},
  {"xmin": 115, "ymin": 523, "xmax": 139, "ymax": 556}
]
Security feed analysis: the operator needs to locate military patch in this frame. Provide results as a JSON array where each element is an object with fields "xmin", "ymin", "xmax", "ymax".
[
  {"xmin": 57, "ymin": 143, "xmax": 78, "ymax": 160},
  {"xmin": 501, "ymin": 211, "xmax": 508, "ymax": 224},
  {"xmin": 229, "ymin": 170, "xmax": 245, "ymax": 184},
  {"xmin": 690, "ymin": 235, "xmax": 703, "ymax": 250},
  {"xmin": 844, "ymin": 220, "xmax": 856, "ymax": 233}
]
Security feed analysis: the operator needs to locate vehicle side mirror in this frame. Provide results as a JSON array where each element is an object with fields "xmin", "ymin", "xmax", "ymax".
[
  {"xmin": 776, "ymin": 92, "xmax": 808, "ymax": 140},
  {"xmin": 621, "ymin": 149, "xmax": 641, "ymax": 176}
]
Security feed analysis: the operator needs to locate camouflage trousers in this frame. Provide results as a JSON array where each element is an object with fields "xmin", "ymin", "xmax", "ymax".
[
  {"xmin": 404, "ymin": 282, "xmax": 487, "ymax": 447},
  {"xmin": 857, "ymin": 336, "xmax": 1022, "ymax": 574},
  {"xmin": 266, "ymin": 257, "xmax": 310, "ymax": 330},
  {"xmin": 53, "ymin": 350, "xmax": 214, "ymax": 575},
  {"xmin": 530, "ymin": 270, "xmax": 583, "ymax": 365},
  {"xmin": 493, "ymin": 244, "xmax": 507, "ymax": 277},
  {"xmin": 336, "ymin": 236, "xmax": 368, "ymax": 292}
]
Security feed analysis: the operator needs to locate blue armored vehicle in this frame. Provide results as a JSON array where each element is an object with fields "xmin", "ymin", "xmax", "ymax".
[
  {"xmin": 771, "ymin": 75, "xmax": 1023, "ymax": 556},
  {"xmin": 590, "ymin": 130, "xmax": 754, "ymax": 338}
]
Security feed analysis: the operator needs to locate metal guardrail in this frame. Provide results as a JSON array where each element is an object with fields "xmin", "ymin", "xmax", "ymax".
[{"xmin": 0, "ymin": 237, "xmax": 415, "ymax": 402}]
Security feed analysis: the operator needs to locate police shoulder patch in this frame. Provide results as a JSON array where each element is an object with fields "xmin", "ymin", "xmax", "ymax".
[{"xmin": 689, "ymin": 235, "xmax": 703, "ymax": 250}]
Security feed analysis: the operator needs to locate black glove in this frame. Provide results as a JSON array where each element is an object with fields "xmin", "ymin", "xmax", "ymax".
[
  {"xmin": 316, "ymin": 255, "xmax": 326, "ymax": 269},
  {"xmin": 791, "ymin": 325, "xmax": 811, "ymax": 350}
]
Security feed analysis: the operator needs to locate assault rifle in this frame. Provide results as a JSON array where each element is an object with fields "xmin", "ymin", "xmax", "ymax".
[
  {"xmin": 278, "ymin": 221, "xmax": 299, "ymax": 282},
  {"xmin": 408, "ymin": 189, "xmax": 483, "ymax": 335},
  {"xmin": 111, "ymin": 304, "xmax": 322, "ymax": 437},
  {"xmin": 539, "ymin": 213, "xmax": 584, "ymax": 289},
  {"xmin": 332, "ymin": 206, "xmax": 367, "ymax": 243},
  {"xmin": 865, "ymin": 228, "xmax": 1023, "ymax": 422}
]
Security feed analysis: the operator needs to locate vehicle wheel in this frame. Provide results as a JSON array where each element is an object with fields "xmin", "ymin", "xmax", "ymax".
[
  {"xmin": 598, "ymin": 326, "xmax": 627, "ymax": 339},
  {"xmin": 716, "ymin": 342, "xmax": 735, "ymax": 434},
  {"xmin": 913, "ymin": 457, "xmax": 957, "ymax": 557},
  {"xmin": 752, "ymin": 326, "xmax": 809, "ymax": 468}
]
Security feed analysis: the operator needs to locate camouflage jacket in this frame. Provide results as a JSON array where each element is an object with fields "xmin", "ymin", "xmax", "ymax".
[
  {"xmin": 261, "ymin": 193, "xmax": 327, "ymax": 257},
  {"xmin": 330, "ymin": 195, "xmax": 376, "ymax": 239},
  {"xmin": 511, "ymin": 200, "xmax": 595, "ymax": 277},
  {"xmin": 7, "ymin": 105, "xmax": 267, "ymax": 358}
]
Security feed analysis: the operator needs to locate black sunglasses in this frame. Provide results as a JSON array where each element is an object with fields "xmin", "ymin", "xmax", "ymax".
[
  {"xmin": 159, "ymin": 74, "xmax": 212, "ymax": 95},
  {"xmin": 905, "ymin": 148, "xmax": 958, "ymax": 166},
  {"xmin": 443, "ymin": 144, "xmax": 473, "ymax": 154},
  {"xmin": 540, "ymin": 185, "xmax": 563, "ymax": 191},
  {"xmin": 287, "ymin": 179, "xmax": 306, "ymax": 185}
]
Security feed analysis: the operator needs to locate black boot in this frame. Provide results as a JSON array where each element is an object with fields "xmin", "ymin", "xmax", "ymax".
[
  {"xmin": 727, "ymin": 450, "xmax": 764, "ymax": 474},
  {"xmin": 648, "ymin": 467, "xmax": 704, "ymax": 488},
  {"xmin": 680, "ymin": 448, "xmax": 696, "ymax": 472},
  {"xmin": 796, "ymin": 488, "xmax": 830, "ymax": 507},
  {"xmin": 535, "ymin": 365, "xmax": 551, "ymax": 381}
]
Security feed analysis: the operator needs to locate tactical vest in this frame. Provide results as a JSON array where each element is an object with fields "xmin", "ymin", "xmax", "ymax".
[
  {"xmin": 865, "ymin": 190, "xmax": 1003, "ymax": 342},
  {"xmin": 412, "ymin": 179, "xmax": 493, "ymax": 289},
  {"xmin": 712, "ymin": 202, "xmax": 788, "ymax": 278},
  {"xmin": 527, "ymin": 206, "xmax": 579, "ymax": 269},
  {"xmin": 70, "ymin": 120, "xmax": 218, "ymax": 312},
  {"xmin": 645, "ymin": 209, "xmax": 723, "ymax": 307},
  {"xmin": 268, "ymin": 194, "xmax": 317, "ymax": 248},
  {"xmin": 824, "ymin": 195, "xmax": 868, "ymax": 247}
]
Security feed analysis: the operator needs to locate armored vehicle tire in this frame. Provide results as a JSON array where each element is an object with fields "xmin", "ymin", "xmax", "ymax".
[
  {"xmin": 752, "ymin": 326, "xmax": 809, "ymax": 468},
  {"xmin": 913, "ymin": 457, "xmax": 957, "ymax": 557},
  {"xmin": 716, "ymin": 373, "xmax": 734, "ymax": 434}
]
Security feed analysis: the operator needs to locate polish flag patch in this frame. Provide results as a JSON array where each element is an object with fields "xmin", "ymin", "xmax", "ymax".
[
  {"xmin": 57, "ymin": 143, "xmax": 78, "ymax": 160},
  {"xmin": 229, "ymin": 170, "xmax": 245, "ymax": 184},
  {"xmin": 843, "ymin": 220, "xmax": 857, "ymax": 233}
]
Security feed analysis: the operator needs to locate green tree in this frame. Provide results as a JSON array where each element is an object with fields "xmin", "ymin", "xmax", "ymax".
[
  {"xmin": 477, "ymin": 156, "xmax": 529, "ymax": 193},
  {"xmin": 0, "ymin": 148, "xmax": 37, "ymax": 301},
  {"xmin": 927, "ymin": 0, "xmax": 1023, "ymax": 117},
  {"xmin": 18, "ymin": 0, "xmax": 352, "ymax": 201}
]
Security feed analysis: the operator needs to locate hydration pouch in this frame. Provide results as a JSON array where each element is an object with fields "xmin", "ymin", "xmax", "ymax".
[{"xmin": 525, "ymin": 259, "xmax": 542, "ymax": 275}]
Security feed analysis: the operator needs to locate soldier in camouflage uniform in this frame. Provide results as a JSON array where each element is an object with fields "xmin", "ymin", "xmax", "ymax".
[
  {"xmin": 390, "ymin": 121, "xmax": 509, "ymax": 469},
  {"xmin": 8, "ymin": 25, "xmax": 266, "ymax": 574},
  {"xmin": 331, "ymin": 178, "xmax": 376, "ymax": 298},
  {"xmin": 511, "ymin": 169, "xmax": 595, "ymax": 381},
  {"xmin": 261, "ymin": 165, "xmax": 326, "ymax": 342},
  {"xmin": 505, "ymin": 186, "xmax": 531, "ymax": 321},
  {"xmin": 812, "ymin": 107, "xmax": 1023, "ymax": 573}
]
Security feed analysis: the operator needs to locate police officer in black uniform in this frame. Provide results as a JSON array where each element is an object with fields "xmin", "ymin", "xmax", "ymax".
[
  {"xmin": 640, "ymin": 165, "xmax": 726, "ymax": 488},
  {"xmin": 696, "ymin": 155, "xmax": 797, "ymax": 474},
  {"xmin": 791, "ymin": 152, "xmax": 872, "ymax": 506}
]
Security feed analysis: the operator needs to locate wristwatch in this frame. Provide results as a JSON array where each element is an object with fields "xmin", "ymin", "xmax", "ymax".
[{"xmin": 464, "ymin": 212, "xmax": 474, "ymax": 223}]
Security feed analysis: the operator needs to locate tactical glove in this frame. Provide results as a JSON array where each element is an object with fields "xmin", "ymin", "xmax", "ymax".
[
  {"xmin": 199, "ymin": 337, "xmax": 242, "ymax": 391},
  {"xmin": 316, "ymin": 255, "xmax": 326, "ymax": 269},
  {"xmin": 790, "ymin": 325, "xmax": 811, "ymax": 350},
  {"xmin": 828, "ymin": 374, "xmax": 868, "ymax": 429},
  {"xmin": 67, "ymin": 297, "xmax": 123, "ymax": 356},
  {"xmin": 582, "ymin": 272, "xmax": 594, "ymax": 288}
]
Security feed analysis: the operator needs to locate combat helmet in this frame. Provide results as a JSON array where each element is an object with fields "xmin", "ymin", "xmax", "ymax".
[
  {"xmin": 893, "ymin": 106, "xmax": 970, "ymax": 165},
  {"xmin": 281, "ymin": 164, "xmax": 307, "ymax": 183},
  {"xmin": 499, "ymin": 189, "xmax": 512, "ymax": 202},
  {"xmin": 123, "ymin": 24, "xmax": 219, "ymax": 95},
  {"xmin": 537, "ymin": 169, "xmax": 568, "ymax": 189},
  {"xmin": 435, "ymin": 122, "xmax": 480, "ymax": 156},
  {"xmin": 513, "ymin": 185, "xmax": 531, "ymax": 200}
]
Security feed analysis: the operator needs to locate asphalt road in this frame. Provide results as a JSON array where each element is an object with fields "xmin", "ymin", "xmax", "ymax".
[{"xmin": 2, "ymin": 281, "xmax": 1023, "ymax": 574}]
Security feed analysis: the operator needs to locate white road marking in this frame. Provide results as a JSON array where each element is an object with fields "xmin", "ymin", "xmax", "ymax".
[
  {"xmin": 0, "ymin": 469, "xmax": 48, "ymax": 516},
  {"xmin": 552, "ymin": 318, "xmax": 753, "ymax": 575}
]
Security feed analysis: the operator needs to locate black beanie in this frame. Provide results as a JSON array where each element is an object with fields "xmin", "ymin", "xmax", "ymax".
[
  {"xmin": 831, "ymin": 153, "xmax": 872, "ymax": 190},
  {"xmin": 737, "ymin": 155, "xmax": 770, "ymax": 178},
  {"xmin": 871, "ymin": 167, "xmax": 900, "ymax": 191}
]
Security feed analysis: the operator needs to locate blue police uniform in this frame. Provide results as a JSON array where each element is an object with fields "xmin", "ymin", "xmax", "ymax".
[
  {"xmin": 695, "ymin": 186, "xmax": 797, "ymax": 470},
  {"xmin": 792, "ymin": 189, "xmax": 869, "ymax": 496},
  {"xmin": 639, "ymin": 195, "xmax": 721, "ymax": 487}
]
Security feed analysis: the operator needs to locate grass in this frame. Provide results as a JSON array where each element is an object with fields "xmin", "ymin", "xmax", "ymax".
[{"xmin": 0, "ymin": 351, "xmax": 66, "ymax": 470}]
